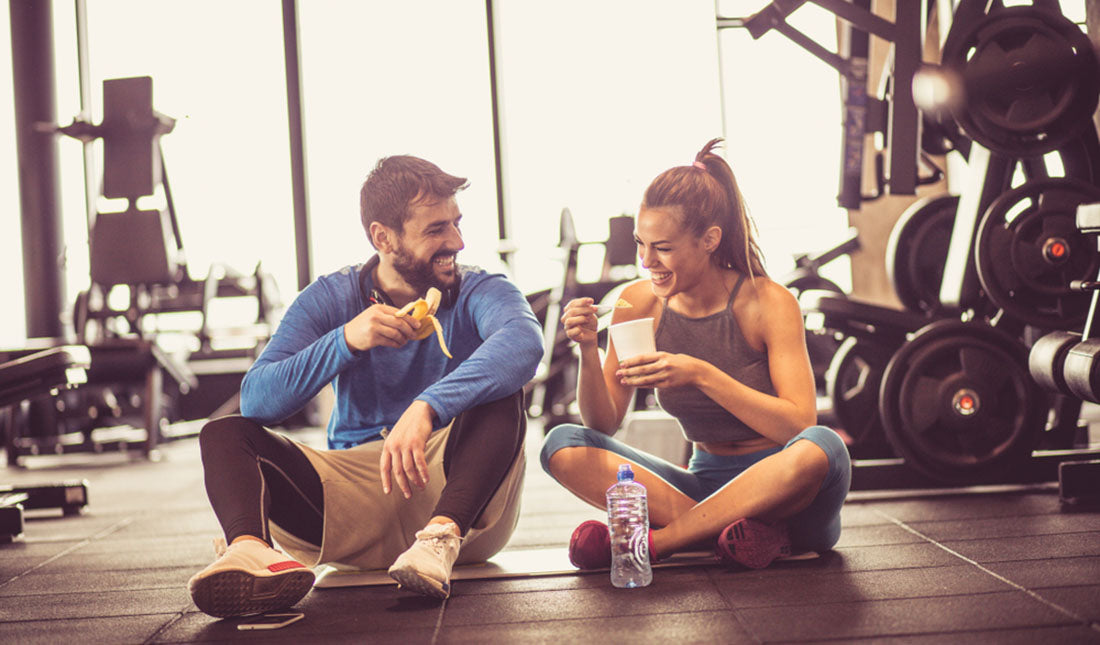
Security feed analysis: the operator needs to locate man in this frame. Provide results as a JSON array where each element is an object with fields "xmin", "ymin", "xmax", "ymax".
[{"xmin": 187, "ymin": 155, "xmax": 543, "ymax": 617}]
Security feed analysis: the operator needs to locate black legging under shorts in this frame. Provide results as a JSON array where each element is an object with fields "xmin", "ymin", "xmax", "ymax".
[{"xmin": 198, "ymin": 390, "xmax": 526, "ymax": 547}]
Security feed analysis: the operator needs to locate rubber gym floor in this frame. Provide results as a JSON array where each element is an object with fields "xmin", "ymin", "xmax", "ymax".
[{"xmin": 1, "ymin": 414, "xmax": 1099, "ymax": 644}]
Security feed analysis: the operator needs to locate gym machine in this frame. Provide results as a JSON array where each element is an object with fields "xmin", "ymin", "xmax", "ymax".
[
  {"xmin": 718, "ymin": 0, "xmax": 937, "ymax": 207},
  {"xmin": 1029, "ymin": 201, "xmax": 1100, "ymax": 506},
  {"xmin": 0, "ymin": 347, "xmax": 92, "ymax": 541},
  {"xmin": 727, "ymin": 1, "xmax": 1100, "ymax": 488},
  {"xmin": 526, "ymin": 208, "xmax": 638, "ymax": 428},
  {"xmin": 2, "ymin": 76, "xmax": 287, "ymax": 465}
]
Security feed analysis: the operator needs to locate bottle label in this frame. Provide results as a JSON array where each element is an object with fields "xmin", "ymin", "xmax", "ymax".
[{"xmin": 626, "ymin": 526, "xmax": 649, "ymax": 572}]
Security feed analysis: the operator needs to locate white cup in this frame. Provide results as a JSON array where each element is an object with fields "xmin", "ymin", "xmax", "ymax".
[{"xmin": 609, "ymin": 317, "xmax": 656, "ymax": 362}]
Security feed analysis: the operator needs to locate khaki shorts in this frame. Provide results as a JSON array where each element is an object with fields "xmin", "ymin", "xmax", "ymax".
[{"xmin": 269, "ymin": 422, "xmax": 525, "ymax": 572}]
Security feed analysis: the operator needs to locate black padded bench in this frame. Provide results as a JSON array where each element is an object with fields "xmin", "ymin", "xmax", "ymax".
[
  {"xmin": 1, "ymin": 338, "xmax": 195, "ymax": 465},
  {"xmin": 0, "ymin": 346, "xmax": 92, "ymax": 542},
  {"xmin": 799, "ymin": 290, "xmax": 932, "ymax": 346}
]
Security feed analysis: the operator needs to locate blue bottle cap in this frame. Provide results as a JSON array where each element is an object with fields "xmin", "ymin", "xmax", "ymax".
[{"xmin": 617, "ymin": 464, "xmax": 634, "ymax": 481}]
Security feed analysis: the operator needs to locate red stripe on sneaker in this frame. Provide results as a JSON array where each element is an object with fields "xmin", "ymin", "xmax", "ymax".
[{"xmin": 267, "ymin": 560, "xmax": 305, "ymax": 572}]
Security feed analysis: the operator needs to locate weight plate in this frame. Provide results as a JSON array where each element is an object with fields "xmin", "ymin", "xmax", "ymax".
[
  {"xmin": 886, "ymin": 194, "xmax": 958, "ymax": 315},
  {"xmin": 974, "ymin": 178, "xmax": 1100, "ymax": 329},
  {"xmin": 879, "ymin": 319, "xmax": 1045, "ymax": 484},
  {"xmin": 826, "ymin": 336, "xmax": 895, "ymax": 458},
  {"xmin": 942, "ymin": 7, "xmax": 1100, "ymax": 157}
]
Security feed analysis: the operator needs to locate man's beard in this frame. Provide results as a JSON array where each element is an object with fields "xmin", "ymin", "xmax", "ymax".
[{"xmin": 392, "ymin": 245, "xmax": 455, "ymax": 295}]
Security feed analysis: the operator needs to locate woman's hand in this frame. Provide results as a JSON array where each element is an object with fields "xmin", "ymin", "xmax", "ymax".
[
  {"xmin": 561, "ymin": 297, "xmax": 600, "ymax": 348},
  {"xmin": 616, "ymin": 351, "xmax": 701, "ymax": 389}
]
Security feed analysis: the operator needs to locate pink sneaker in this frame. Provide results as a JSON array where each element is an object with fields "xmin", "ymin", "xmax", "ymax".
[
  {"xmin": 715, "ymin": 518, "xmax": 791, "ymax": 569},
  {"xmin": 568, "ymin": 520, "xmax": 658, "ymax": 570}
]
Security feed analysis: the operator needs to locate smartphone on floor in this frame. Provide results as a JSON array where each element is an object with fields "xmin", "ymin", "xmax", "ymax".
[{"xmin": 237, "ymin": 612, "xmax": 305, "ymax": 631}]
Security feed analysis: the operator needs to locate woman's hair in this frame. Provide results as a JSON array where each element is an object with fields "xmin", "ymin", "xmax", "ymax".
[
  {"xmin": 642, "ymin": 138, "xmax": 766, "ymax": 278},
  {"xmin": 360, "ymin": 155, "xmax": 469, "ymax": 248}
]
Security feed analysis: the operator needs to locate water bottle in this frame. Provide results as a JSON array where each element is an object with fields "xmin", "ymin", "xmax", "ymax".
[{"xmin": 606, "ymin": 463, "xmax": 652, "ymax": 588}]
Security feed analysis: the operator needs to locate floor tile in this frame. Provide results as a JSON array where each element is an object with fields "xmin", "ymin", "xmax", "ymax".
[
  {"xmin": 443, "ymin": 570, "xmax": 726, "ymax": 627},
  {"xmin": 0, "ymin": 565, "xmax": 192, "ymax": 596},
  {"xmin": 0, "ymin": 586, "xmax": 191, "ymax": 621},
  {"xmin": 942, "ymin": 531, "xmax": 1100, "ymax": 563},
  {"xmin": 711, "ymin": 564, "xmax": 1010, "ymax": 608},
  {"xmin": 833, "ymin": 523, "xmax": 925, "ymax": 548},
  {"xmin": 1, "ymin": 614, "xmax": 176, "ymax": 645},
  {"xmin": 842, "ymin": 625, "xmax": 1100, "ymax": 643},
  {"xmin": 1032, "ymin": 585, "xmax": 1100, "ymax": 623},
  {"xmin": 733, "ymin": 590, "xmax": 1075, "ymax": 641},
  {"xmin": 909, "ymin": 513, "xmax": 1100, "ymax": 541},
  {"xmin": 158, "ymin": 610, "xmax": 438, "ymax": 644},
  {"xmin": 437, "ymin": 610, "xmax": 753, "ymax": 644},
  {"xmin": 984, "ymin": 555, "xmax": 1100, "ymax": 588},
  {"xmin": 869, "ymin": 493, "xmax": 1063, "ymax": 523}
]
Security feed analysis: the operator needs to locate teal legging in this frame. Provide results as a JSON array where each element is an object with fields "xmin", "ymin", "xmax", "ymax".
[{"xmin": 540, "ymin": 424, "xmax": 851, "ymax": 553}]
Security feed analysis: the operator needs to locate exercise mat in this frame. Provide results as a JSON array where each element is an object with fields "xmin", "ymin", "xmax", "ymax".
[{"xmin": 312, "ymin": 547, "xmax": 819, "ymax": 588}]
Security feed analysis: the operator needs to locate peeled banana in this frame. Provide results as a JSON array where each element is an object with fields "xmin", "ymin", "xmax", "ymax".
[{"xmin": 395, "ymin": 287, "xmax": 452, "ymax": 358}]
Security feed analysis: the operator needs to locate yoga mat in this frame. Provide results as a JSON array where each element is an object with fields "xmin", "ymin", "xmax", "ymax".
[{"xmin": 312, "ymin": 547, "xmax": 819, "ymax": 588}]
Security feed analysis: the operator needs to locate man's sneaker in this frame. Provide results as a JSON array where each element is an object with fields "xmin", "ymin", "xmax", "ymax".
[
  {"xmin": 388, "ymin": 522, "xmax": 463, "ymax": 599},
  {"xmin": 714, "ymin": 518, "xmax": 791, "ymax": 569},
  {"xmin": 188, "ymin": 537, "xmax": 314, "ymax": 618},
  {"xmin": 568, "ymin": 520, "xmax": 658, "ymax": 570}
]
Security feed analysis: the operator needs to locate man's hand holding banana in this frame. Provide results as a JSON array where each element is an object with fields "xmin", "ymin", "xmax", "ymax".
[{"xmin": 343, "ymin": 287, "xmax": 451, "ymax": 357}]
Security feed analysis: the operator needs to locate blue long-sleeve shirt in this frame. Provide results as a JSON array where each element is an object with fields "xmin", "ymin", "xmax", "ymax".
[{"xmin": 239, "ymin": 260, "xmax": 543, "ymax": 449}]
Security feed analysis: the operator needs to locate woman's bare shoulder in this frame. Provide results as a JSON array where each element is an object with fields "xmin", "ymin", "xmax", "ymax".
[
  {"xmin": 752, "ymin": 277, "xmax": 805, "ymax": 333},
  {"xmin": 613, "ymin": 279, "xmax": 661, "ymax": 320}
]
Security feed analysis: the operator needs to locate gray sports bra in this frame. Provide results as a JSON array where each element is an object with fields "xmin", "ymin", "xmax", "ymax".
[{"xmin": 654, "ymin": 274, "xmax": 776, "ymax": 443}]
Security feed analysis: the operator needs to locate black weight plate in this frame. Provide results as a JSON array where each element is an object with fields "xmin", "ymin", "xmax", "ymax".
[
  {"xmin": 886, "ymin": 194, "xmax": 959, "ymax": 315},
  {"xmin": 879, "ymin": 319, "xmax": 1045, "ymax": 484},
  {"xmin": 942, "ymin": 7, "xmax": 1100, "ymax": 157},
  {"xmin": 975, "ymin": 178, "xmax": 1100, "ymax": 329},
  {"xmin": 826, "ymin": 336, "xmax": 895, "ymax": 458}
]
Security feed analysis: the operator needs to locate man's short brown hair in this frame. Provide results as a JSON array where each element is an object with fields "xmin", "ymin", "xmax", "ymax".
[{"xmin": 360, "ymin": 156, "xmax": 468, "ymax": 248}]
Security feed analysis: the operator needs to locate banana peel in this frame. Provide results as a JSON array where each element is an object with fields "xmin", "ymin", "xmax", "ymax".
[{"xmin": 395, "ymin": 287, "xmax": 452, "ymax": 358}]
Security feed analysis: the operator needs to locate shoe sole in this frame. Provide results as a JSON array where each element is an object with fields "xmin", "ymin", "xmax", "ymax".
[
  {"xmin": 716, "ymin": 519, "xmax": 791, "ymax": 569},
  {"xmin": 388, "ymin": 565, "xmax": 450, "ymax": 599},
  {"xmin": 189, "ymin": 568, "xmax": 315, "ymax": 618}
]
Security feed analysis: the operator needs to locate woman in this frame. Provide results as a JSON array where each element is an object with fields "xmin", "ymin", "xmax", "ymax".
[{"xmin": 540, "ymin": 138, "xmax": 851, "ymax": 570}]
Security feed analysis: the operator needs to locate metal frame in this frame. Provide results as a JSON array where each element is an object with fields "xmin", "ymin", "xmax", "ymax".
[
  {"xmin": 485, "ymin": 0, "xmax": 511, "ymax": 269},
  {"xmin": 716, "ymin": 0, "xmax": 925, "ymax": 204},
  {"xmin": 282, "ymin": 0, "xmax": 312, "ymax": 292}
]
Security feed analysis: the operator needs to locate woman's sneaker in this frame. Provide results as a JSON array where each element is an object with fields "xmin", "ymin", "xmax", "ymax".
[
  {"xmin": 714, "ymin": 518, "xmax": 791, "ymax": 569},
  {"xmin": 188, "ymin": 538, "xmax": 314, "ymax": 618},
  {"xmin": 568, "ymin": 520, "xmax": 658, "ymax": 569},
  {"xmin": 388, "ymin": 522, "xmax": 463, "ymax": 599}
]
